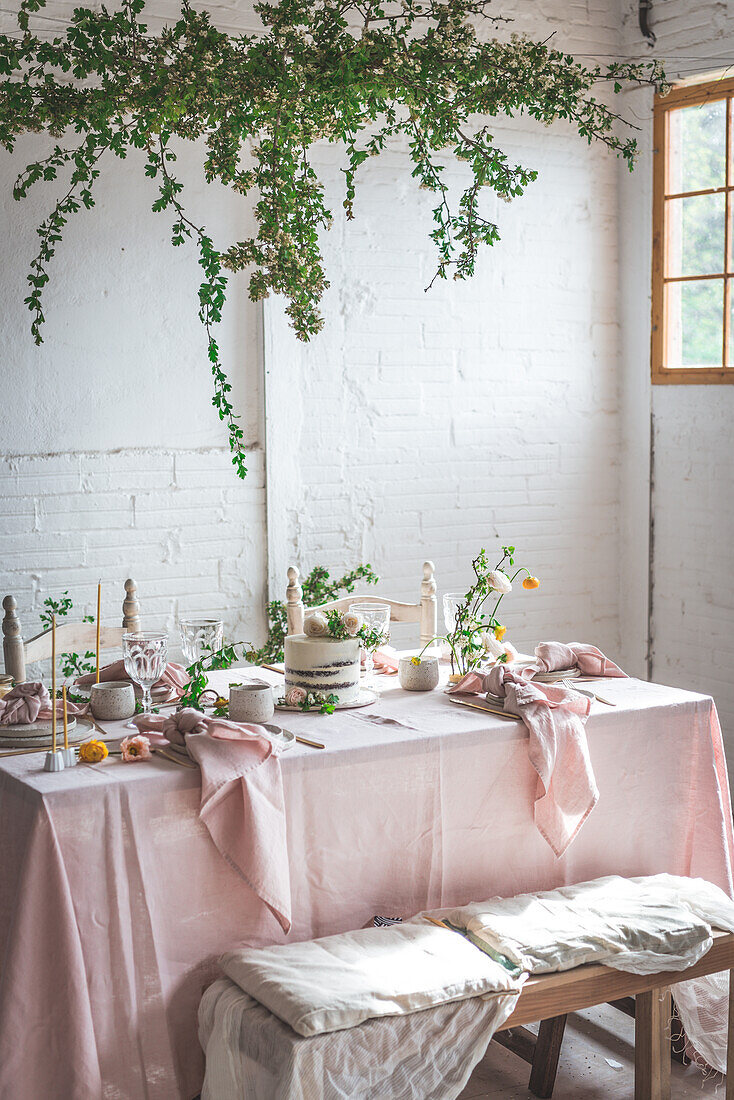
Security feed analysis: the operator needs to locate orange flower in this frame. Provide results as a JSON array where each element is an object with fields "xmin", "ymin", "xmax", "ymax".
[
  {"xmin": 78, "ymin": 739, "xmax": 109, "ymax": 764},
  {"xmin": 523, "ymin": 576, "xmax": 540, "ymax": 590},
  {"xmin": 494, "ymin": 625, "xmax": 507, "ymax": 641}
]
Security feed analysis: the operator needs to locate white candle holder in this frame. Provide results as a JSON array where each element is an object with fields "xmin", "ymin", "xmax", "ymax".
[
  {"xmin": 44, "ymin": 750, "xmax": 65, "ymax": 772},
  {"xmin": 61, "ymin": 747, "xmax": 77, "ymax": 767}
]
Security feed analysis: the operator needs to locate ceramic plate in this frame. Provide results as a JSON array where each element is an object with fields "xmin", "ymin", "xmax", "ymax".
[
  {"xmin": 275, "ymin": 688, "xmax": 378, "ymax": 712},
  {"xmin": 531, "ymin": 668, "xmax": 581, "ymax": 683},
  {"xmin": 262, "ymin": 723, "xmax": 295, "ymax": 751},
  {"xmin": 0, "ymin": 716, "xmax": 78, "ymax": 736},
  {"xmin": 0, "ymin": 718, "xmax": 94, "ymax": 751}
]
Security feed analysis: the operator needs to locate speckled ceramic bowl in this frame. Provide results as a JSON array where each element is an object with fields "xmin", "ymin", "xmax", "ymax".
[
  {"xmin": 90, "ymin": 681, "xmax": 136, "ymax": 721},
  {"xmin": 398, "ymin": 655, "xmax": 440, "ymax": 692},
  {"xmin": 230, "ymin": 683, "xmax": 275, "ymax": 723}
]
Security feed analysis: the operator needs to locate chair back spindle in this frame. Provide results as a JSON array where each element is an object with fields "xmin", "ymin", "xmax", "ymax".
[
  {"xmin": 2, "ymin": 596, "xmax": 25, "ymax": 684},
  {"xmin": 2, "ymin": 579, "xmax": 142, "ymax": 681}
]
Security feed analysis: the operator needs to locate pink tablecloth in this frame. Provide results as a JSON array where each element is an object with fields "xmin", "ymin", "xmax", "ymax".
[{"xmin": 0, "ymin": 670, "xmax": 732, "ymax": 1099}]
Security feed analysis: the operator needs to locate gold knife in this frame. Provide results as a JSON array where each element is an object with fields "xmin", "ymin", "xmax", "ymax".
[{"xmin": 448, "ymin": 697, "xmax": 520, "ymax": 721}]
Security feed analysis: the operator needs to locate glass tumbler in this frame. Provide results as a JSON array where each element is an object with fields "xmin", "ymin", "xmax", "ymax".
[{"xmin": 179, "ymin": 618, "xmax": 224, "ymax": 665}]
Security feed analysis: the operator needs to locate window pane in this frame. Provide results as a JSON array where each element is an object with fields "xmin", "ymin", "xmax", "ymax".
[
  {"xmin": 667, "ymin": 99, "xmax": 726, "ymax": 194},
  {"xmin": 666, "ymin": 279, "xmax": 723, "ymax": 368},
  {"xmin": 665, "ymin": 193, "xmax": 725, "ymax": 277}
]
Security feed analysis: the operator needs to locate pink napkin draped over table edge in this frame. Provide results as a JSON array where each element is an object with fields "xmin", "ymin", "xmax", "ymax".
[
  {"xmin": 132, "ymin": 708, "xmax": 291, "ymax": 933},
  {"xmin": 75, "ymin": 659, "xmax": 190, "ymax": 701},
  {"xmin": 447, "ymin": 641, "xmax": 626, "ymax": 856},
  {"xmin": 0, "ymin": 682, "xmax": 88, "ymax": 726}
]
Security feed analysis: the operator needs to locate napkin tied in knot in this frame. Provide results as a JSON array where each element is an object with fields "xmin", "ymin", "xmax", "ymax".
[{"xmin": 0, "ymin": 681, "xmax": 50, "ymax": 725}]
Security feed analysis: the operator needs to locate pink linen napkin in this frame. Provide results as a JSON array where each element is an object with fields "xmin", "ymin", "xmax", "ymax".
[
  {"xmin": 133, "ymin": 709, "xmax": 291, "ymax": 932},
  {"xmin": 75, "ymin": 659, "xmax": 190, "ymax": 701},
  {"xmin": 484, "ymin": 665, "xmax": 598, "ymax": 858},
  {"xmin": 0, "ymin": 682, "xmax": 50, "ymax": 725},
  {"xmin": 0, "ymin": 682, "xmax": 88, "ymax": 725},
  {"xmin": 372, "ymin": 649, "xmax": 399, "ymax": 674},
  {"xmin": 532, "ymin": 642, "xmax": 626, "ymax": 678}
]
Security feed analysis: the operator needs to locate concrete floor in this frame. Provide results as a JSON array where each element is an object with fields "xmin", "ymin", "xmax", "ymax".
[{"xmin": 460, "ymin": 1004, "xmax": 725, "ymax": 1098}]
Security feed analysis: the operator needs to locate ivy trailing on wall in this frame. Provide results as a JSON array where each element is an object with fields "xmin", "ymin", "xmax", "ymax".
[{"xmin": 0, "ymin": 0, "xmax": 667, "ymax": 477}]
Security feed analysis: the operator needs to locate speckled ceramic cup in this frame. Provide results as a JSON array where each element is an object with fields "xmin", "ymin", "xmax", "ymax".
[
  {"xmin": 398, "ymin": 655, "xmax": 440, "ymax": 692},
  {"xmin": 89, "ymin": 681, "xmax": 136, "ymax": 720},
  {"xmin": 229, "ymin": 683, "xmax": 275, "ymax": 723}
]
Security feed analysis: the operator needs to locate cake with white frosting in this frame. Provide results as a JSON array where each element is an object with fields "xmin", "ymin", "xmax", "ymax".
[{"xmin": 284, "ymin": 634, "xmax": 361, "ymax": 704}]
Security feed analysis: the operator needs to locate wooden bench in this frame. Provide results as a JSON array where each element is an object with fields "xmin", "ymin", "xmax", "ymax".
[{"xmin": 493, "ymin": 929, "xmax": 734, "ymax": 1099}]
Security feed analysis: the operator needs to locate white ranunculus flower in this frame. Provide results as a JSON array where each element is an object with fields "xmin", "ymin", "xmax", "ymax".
[
  {"xmin": 481, "ymin": 632, "xmax": 505, "ymax": 659},
  {"xmin": 487, "ymin": 570, "xmax": 512, "ymax": 594},
  {"xmin": 342, "ymin": 611, "xmax": 363, "ymax": 636},
  {"xmin": 303, "ymin": 611, "xmax": 329, "ymax": 637}
]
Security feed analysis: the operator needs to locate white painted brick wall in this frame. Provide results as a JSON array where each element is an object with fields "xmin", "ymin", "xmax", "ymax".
[
  {"xmin": 0, "ymin": 448, "xmax": 267, "ymax": 664},
  {"xmin": 266, "ymin": 74, "xmax": 625, "ymax": 656},
  {"xmin": 620, "ymin": 0, "xmax": 734, "ymax": 754}
]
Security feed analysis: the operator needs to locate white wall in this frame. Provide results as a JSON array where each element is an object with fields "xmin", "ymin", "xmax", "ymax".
[
  {"xmin": 0, "ymin": 127, "xmax": 267, "ymax": 650},
  {"xmin": 619, "ymin": 0, "xmax": 734, "ymax": 751},
  {"xmin": 0, "ymin": 0, "xmax": 626, "ymax": 663}
]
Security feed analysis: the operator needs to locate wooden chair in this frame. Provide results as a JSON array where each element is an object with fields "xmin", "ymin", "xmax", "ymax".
[
  {"xmin": 2, "ymin": 579, "xmax": 141, "ymax": 683},
  {"xmin": 285, "ymin": 562, "xmax": 437, "ymax": 645},
  {"xmin": 493, "ymin": 928, "xmax": 734, "ymax": 1099}
]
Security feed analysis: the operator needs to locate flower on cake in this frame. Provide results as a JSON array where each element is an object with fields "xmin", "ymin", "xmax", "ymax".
[
  {"xmin": 303, "ymin": 611, "xmax": 329, "ymax": 637},
  {"xmin": 487, "ymin": 570, "xmax": 512, "ymax": 594},
  {"xmin": 342, "ymin": 610, "xmax": 363, "ymax": 636},
  {"xmin": 120, "ymin": 734, "xmax": 151, "ymax": 762},
  {"xmin": 284, "ymin": 686, "xmax": 307, "ymax": 707}
]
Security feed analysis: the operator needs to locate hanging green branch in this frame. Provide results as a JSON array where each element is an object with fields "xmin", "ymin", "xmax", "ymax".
[{"xmin": 0, "ymin": 0, "xmax": 668, "ymax": 477}]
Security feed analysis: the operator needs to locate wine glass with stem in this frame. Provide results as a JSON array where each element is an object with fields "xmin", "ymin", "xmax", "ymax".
[
  {"xmin": 349, "ymin": 602, "xmax": 391, "ymax": 683},
  {"xmin": 122, "ymin": 631, "xmax": 168, "ymax": 716}
]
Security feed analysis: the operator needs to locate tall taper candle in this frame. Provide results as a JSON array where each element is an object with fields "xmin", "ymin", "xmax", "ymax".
[
  {"xmin": 62, "ymin": 684, "xmax": 69, "ymax": 751},
  {"xmin": 51, "ymin": 613, "xmax": 57, "ymax": 752},
  {"xmin": 96, "ymin": 581, "xmax": 101, "ymax": 684}
]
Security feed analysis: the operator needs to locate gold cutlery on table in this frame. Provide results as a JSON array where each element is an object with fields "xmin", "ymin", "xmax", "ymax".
[
  {"xmin": 562, "ymin": 679, "xmax": 616, "ymax": 706},
  {"xmin": 294, "ymin": 734, "xmax": 325, "ymax": 750},
  {"xmin": 154, "ymin": 746, "xmax": 198, "ymax": 768},
  {"xmin": 448, "ymin": 696, "xmax": 520, "ymax": 721}
]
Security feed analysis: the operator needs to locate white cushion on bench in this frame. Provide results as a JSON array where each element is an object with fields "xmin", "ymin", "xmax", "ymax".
[
  {"xmin": 437, "ymin": 873, "xmax": 734, "ymax": 976},
  {"xmin": 220, "ymin": 919, "xmax": 523, "ymax": 1037}
]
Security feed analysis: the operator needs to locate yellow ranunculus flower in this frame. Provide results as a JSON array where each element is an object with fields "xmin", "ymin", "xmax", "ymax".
[
  {"xmin": 523, "ymin": 576, "xmax": 540, "ymax": 590},
  {"xmin": 411, "ymin": 656, "xmax": 421, "ymax": 666},
  {"xmin": 494, "ymin": 625, "xmax": 507, "ymax": 641},
  {"xmin": 78, "ymin": 739, "xmax": 109, "ymax": 764}
]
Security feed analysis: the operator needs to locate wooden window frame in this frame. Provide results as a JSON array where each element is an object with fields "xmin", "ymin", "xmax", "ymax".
[{"xmin": 652, "ymin": 76, "xmax": 734, "ymax": 384}]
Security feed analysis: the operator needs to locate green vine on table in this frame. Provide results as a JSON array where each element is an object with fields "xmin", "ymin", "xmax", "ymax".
[
  {"xmin": 179, "ymin": 642, "xmax": 257, "ymax": 710},
  {"xmin": 0, "ymin": 0, "xmax": 668, "ymax": 476}
]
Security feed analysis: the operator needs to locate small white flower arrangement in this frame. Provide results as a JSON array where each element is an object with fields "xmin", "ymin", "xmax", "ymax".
[{"xmin": 303, "ymin": 608, "xmax": 384, "ymax": 651}]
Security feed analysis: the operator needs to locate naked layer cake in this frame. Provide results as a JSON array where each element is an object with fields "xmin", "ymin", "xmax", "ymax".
[{"xmin": 284, "ymin": 634, "xmax": 361, "ymax": 704}]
